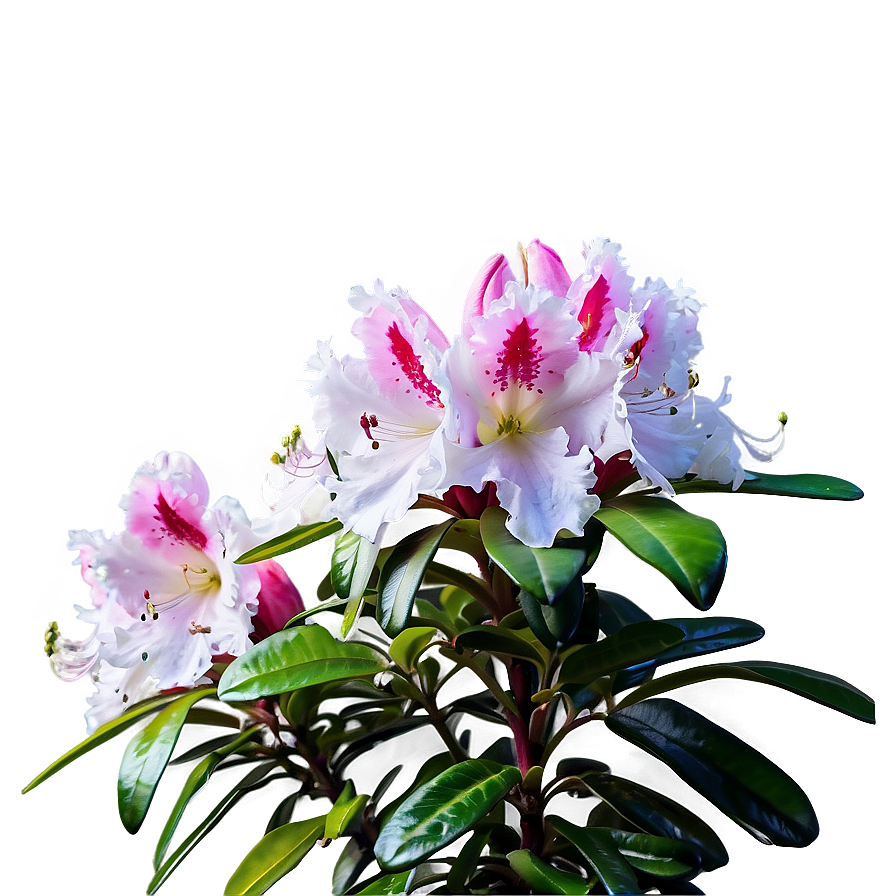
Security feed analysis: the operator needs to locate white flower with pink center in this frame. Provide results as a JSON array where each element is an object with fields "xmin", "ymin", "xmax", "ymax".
[
  {"xmin": 444, "ymin": 281, "xmax": 633, "ymax": 547},
  {"xmin": 310, "ymin": 281, "xmax": 451, "ymax": 541},
  {"xmin": 52, "ymin": 452, "xmax": 304, "ymax": 729}
]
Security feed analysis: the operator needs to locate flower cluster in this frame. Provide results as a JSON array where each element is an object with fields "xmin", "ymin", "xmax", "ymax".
[
  {"xmin": 48, "ymin": 452, "xmax": 303, "ymax": 730},
  {"xmin": 295, "ymin": 238, "xmax": 785, "ymax": 548},
  {"xmin": 49, "ymin": 237, "xmax": 785, "ymax": 730}
]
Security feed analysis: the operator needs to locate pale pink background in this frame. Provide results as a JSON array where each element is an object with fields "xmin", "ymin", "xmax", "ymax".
[{"xmin": 2, "ymin": 3, "xmax": 890, "ymax": 894}]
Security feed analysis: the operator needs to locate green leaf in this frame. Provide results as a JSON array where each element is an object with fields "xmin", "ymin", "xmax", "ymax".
[
  {"xmin": 376, "ymin": 751, "xmax": 455, "ymax": 827},
  {"xmin": 374, "ymin": 759, "xmax": 522, "ymax": 870},
  {"xmin": 147, "ymin": 762, "xmax": 281, "ymax": 894},
  {"xmin": 615, "ymin": 660, "xmax": 875, "ymax": 722},
  {"xmin": 266, "ymin": 792, "xmax": 304, "ymax": 834},
  {"xmin": 340, "ymin": 595, "xmax": 366, "ymax": 640},
  {"xmin": 331, "ymin": 530, "xmax": 379, "ymax": 601},
  {"xmin": 118, "ymin": 688, "xmax": 212, "ymax": 834},
  {"xmin": 480, "ymin": 506, "xmax": 585, "ymax": 603},
  {"xmin": 354, "ymin": 870, "xmax": 415, "ymax": 894},
  {"xmin": 332, "ymin": 837, "xmax": 374, "ymax": 895},
  {"xmin": 547, "ymin": 818, "xmax": 644, "ymax": 895},
  {"xmin": 558, "ymin": 622, "xmax": 685, "ymax": 685},
  {"xmin": 155, "ymin": 727, "xmax": 259, "ymax": 869},
  {"xmin": 325, "ymin": 782, "xmax": 370, "ymax": 840},
  {"xmin": 595, "ymin": 496, "xmax": 727, "ymax": 610},
  {"xmin": 22, "ymin": 690, "xmax": 196, "ymax": 794},
  {"xmin": 225, "ymin": 814, "xmax": 326, "ymax": 894},
  {"xmin": 218, "ymin": 624, "xmax": 389, "ymax": 701},
  {"xmin": 454, "ymin": 624, "xmax": 547, "ymax": 669},
  {"xmin": 507, "ymin": 849, "xmax": 590, "ymax": 895},
  {"xmin": 285, "ymin": 596, "xmax": 359, "ymax": 627},
  {"xmin": 673, "ymin": 470, "xmax": 863, "ymax": 500},
  {"xmin": 520, "ymin": 576, "xmax": 585, "ymax": 649},
  {"xmin": 378, "ymin": 520, "xmax": 457, "ymax": 637},
  {"xmin": 613, "ymin": 616, "xmax": 765, "ymax": 692},
  {"xmin": 333, "ymin": 716, "xmax": 433, "ymax": 777},
  {"xmin": 606, "ymin": 698, "xmax": 819, "ymax": 846},
  {"xmin": 445, "ymin": 826, "xmax": 492, "ymax": 893},
  {"xmin": 581, "ymin": 773, "xmax": 728, "ymax": 871},
  {"xmin": 605, "ymin": 830, "xmax": 701, "ymax": 880},
  {"xmin": 597, "ymin": 590, "xmax": 653, "ymax": 634},
  {"xmin": 389, "ymin": 625, "xmax": 439, "ymax": 672},
  {"xmin": 236, "ymin": 519, "xmax": 343, "ymax": 564}
]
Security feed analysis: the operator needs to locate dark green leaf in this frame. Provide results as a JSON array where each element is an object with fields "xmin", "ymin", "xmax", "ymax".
[
  {"xmin": 155, "ymin": 727, "xmax": 259, "ymax": 868},
  {"xmin": 595, "ymin": 497, "xmax": 726, "ymax": 610},
  {"xmin": 374, "ymin": 759, "xmax": 522, "ymax": 870},
  {"xmin": 454, "ymin": 624, "xmax": 547, "ymax": 668},
  {"xmin": 354, "ymin": 870, "xmax": 414, "ymax": 894},
  {"xmin": 236, "ymin": 519, "xmax": 343, "ymax": 564},
  {"xmin": 22, "ymin": 690, "xmax": 197, "ymax": 794},
  {"xmin": 558, "ymin": 622, "xmax": 685, "ymax": 685},
  {"xmin": 266, "ymin": 791, "xmax": 305, "ymax": 834},
  {"xmin": 378, "ymin": 520, "xmax": 457, "ymax": 637},
  {"xmin": 225, "ymin": 814, "xmax": 326, "ymax": 894},
  {"xmin": 613, "ymin": 616, "xmax": 765, "ymax": 692},
  {"xmin": 369, "ymin": 764, "xmax": 403, "ymax": 813},
  {"xmin": 376, "ymin": 751, "xmax": 455, "ymax": 827},
  {"xmin": 480, "ymin": 506, "xmax": 586, "ymax": 603},
  {"xmin": 331, "ymin": 530, "xmax": 379, "ymax": 600},
  {"xmin": 597, "ymin": 590, "xmax": 653, "ymax": 634},
  {"xmin": 582, "ymin": 773, "xmax": 727, "ymax": 871},
  {"xmin": 445, "ymin": 826, "xmax": 492, "ymax": 893},
  {"xmin": 218, "ymin": 624, "xmax": 389, "ymax": 701},
  {"xmin": 615, "ymin": 661, "xmax": 874, "ymax": 722},
  {"xmin": 520, "ymin": 575, "xmax": 585, "ymax": 649},
  {"xmin": 605, "ymin": 830, "xmax": 701, "ymax": 880},
  {"xmin": 547, "ymin": 818, "xmax": 643, "ymax": 894},
  {"xmin": 556, "ymin": 758, "xmax": 611, "ymax": 779},
  {"xmin": 673, "ymin": 470, "xmax": 863, "ymax": 500},
  {"xmin": 333, "ymin": 837, "xmax": 375, "ymax": 895},
  {"xmin": 171, "ymin": 732, "xmax": 244, "ymax": 765},
  {"xmin": 284, "ymin": 596, "xmax": 360, "ymax": 627},
  {"xmin": 507, "ymin": 849, "xmax": 589, "ymax": 894},
  {"xmin": 118, "ymin": 689, "xmax": 212, "ymax": 834},
  {"xmin": 606, "ymin": 698, "xmax": 819, "ymax": 846},
  {"xmin": 333, "ymin": 716, "xmax": 432, "ymax": 777}
]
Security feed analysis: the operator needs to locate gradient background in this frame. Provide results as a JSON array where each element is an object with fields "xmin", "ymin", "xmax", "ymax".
[{"xmin": 2, "ymin": 3, "xmax": 890, "ymax": 894}]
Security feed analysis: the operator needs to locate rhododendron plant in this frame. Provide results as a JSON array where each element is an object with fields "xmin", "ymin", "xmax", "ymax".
[{"xmin": 26, "ymin": 237, "xmax": 873, "ymax": 896}]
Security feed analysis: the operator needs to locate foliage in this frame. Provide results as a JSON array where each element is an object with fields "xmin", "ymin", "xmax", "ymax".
[{"xmin": 25, "ymin": 471, "xmax": 873, "ymax": 894}]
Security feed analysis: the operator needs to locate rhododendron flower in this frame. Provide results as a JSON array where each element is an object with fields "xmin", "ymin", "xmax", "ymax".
[
  {"xmin": 51, "ymin": 452, "xmax": 302, "ymax": 729},
  {"xmin": 444, "ymin": 280, "xmax": 638, "ymax": 546},
  {"xmin": 310, "ymin": 281, "xmax": 451, "ymax": 541}
]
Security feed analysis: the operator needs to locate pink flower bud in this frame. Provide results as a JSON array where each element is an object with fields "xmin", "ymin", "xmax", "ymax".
[{"xmin": 251, "ymin": 560, "xmax": 305, "ymax": 642}]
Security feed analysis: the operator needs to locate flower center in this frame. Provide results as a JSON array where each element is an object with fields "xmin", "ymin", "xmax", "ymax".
[
  {"xmin": 387, "ymin": 323, "xmax": 443, "ymax": 408},
  {"xmin": 140, "ymin": 563, "xmax": 220, "ymax": 621},
  {"xmin": 493, "ymin": 318, "xmax": 543, "ymax": 392}
]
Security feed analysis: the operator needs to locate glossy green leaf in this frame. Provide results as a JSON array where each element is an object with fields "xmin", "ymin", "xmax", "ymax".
[
  {"xmin": 480, "ymin": 506, "xmax": 585, "ymax": 603},
  {"xmin": 378, "ymin": 520, "xmax": 456, "ymax": 637},
  {"xmin": 445, "ymin": 825, "xmax": 492, "ymax": 892},
  {"xmin": 118, "ymin": 688, "xmax": 212, "ymax": 834},
  {"xmin": 613, "ymin": 616, "xmax": 765, "ymax": 692},
  {"xmin": 606, "ymin": 698, "xmax": 819, "ymax": 846},
  {"xmin": 147, "ymin": 762, "xmax": 281, "ymax": 894},
  {"xmin": 325, "ymin": 784, "xmax": 369, "ymax": 841},
  {"xmin": 331, "ymin": 530, "xmax": 379, "ymax": 600},
  {"xmin": 559, "ymin": 622, "xmax": 685, "ymax": 685},
  {"xmin": 218, "ymin": 624, "xmax": 388, "ymax": 701},
  {"xmin": 507, "ymin": 849, "xmax": 589, "ymax": 895},
  {"xmin": 376, "ymin": 751, "xmax": 455, "ymax": 827},
  {"xmin": 582, "ymin": 773, "xmax": 728, "ymax": 871},
  {"xmin": 422, "ymin": 562, "xmax": 494, "ymax": 608},
  {"xmin": 672, "ymin": 470, "xmax": 863, "ymax": 500},
  {"xmin": 556, "ymin": 758, "xmax": 611, "ymax": 778},
  {"xmin": 340, "ymin": 595, "xmax": 366, "ymax": 640},
  {"xmin": 520, "ymin": 575, "xmax": 585, "ymax": 649},
  {"xmin": 22, "ymin": 690, "xmax": 196, "ymax": 794},
  {"xmin": 155, "ymin": 727, "xmax": 258, "ymax": 868},
  {"xmin": 266, "ymin": 791, "xmax": 304, "ymax": 834},
  {"xmin": 332, "ymin": 837, "xmax": 374, "ymax": 895},
  {"xmin": 597, "ymin": 590, "xmax": 652, "ymax": 634},
  {"xmin": 595, "ymin": 496, "xmax": 726, "ymax": 610},
  {"xmin": 374, "ymin": 759, "xmax": 522, "ymax": 870},
  {"xmin": 615, "ymin": 660, "xmax": 874, "ymax": 722},
  {"xmin": 355, "ymin": 870, "xmax": 415, "ymax": 894},
  {"xmin": 285, "ymin": 596, "xmax": 358, "ymax": 627},
  {"xmin": 547, "ymin": 818, "xmax": 644, "ymax": 895},
  {"xmin": 369, "ymin": 764, "xmax": 404, "ymax": 813},
  {"xmin": 605, "ymin": 830, "xmax": 701, "ymax": 879},
  {"xmin": 454, "ymin": 624, "xmax": 547, "ymax": 668},
  {"xmin": 389, "ymin": 625, "xmax": 439, "ymax": 672},
  {"xmin": 236, "ymin": 519, "xmax": 342, "ymax": 564},
  {"xmin": 225, "ymin": 814, "xmax": 326, "ymax": 894}
]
